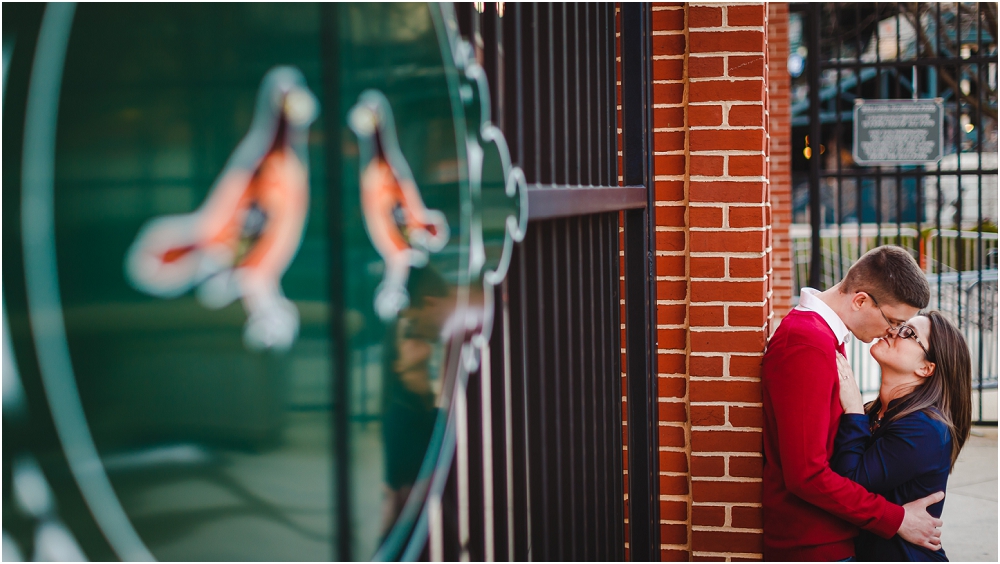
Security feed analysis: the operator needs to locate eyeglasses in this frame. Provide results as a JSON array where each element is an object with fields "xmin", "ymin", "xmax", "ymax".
[
  {"xmin": 866, "ymin": 293, "xmax": 902, "ymax": 332},
  {"xmin": 895, "ymin": 323, "xmax": 931, "ymax": 358}
]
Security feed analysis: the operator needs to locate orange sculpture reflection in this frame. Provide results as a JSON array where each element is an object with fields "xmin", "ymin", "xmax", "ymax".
[{"xmin": 126, "ymin": 66, "xmax": 317, "ymax": 351}]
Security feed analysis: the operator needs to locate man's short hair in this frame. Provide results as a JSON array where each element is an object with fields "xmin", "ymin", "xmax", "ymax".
[{"xmin": 839, "ymin": 245, "xmax": 930, "ymax": 309}]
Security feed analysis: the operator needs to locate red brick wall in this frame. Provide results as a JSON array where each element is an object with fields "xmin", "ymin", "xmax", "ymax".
[
  {"xmin": 652, "ymin": 2, "xmax": 773, "ymax": 560},
  {"xmin": 767, "ymin": 4, "xmax": 793, "ymax": 323},
  {"xmin": 650, "ymin": 3, "xmax": 692, "ymax": 561}
]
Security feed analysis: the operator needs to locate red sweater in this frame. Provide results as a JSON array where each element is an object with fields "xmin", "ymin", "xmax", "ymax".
[{"xmin": 761, "ymin": 309, "xmax": 904, "ymax": 561}]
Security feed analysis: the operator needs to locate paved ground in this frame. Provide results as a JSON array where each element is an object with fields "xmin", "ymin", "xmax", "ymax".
[{"xmin": 939, "ymin": 426, "xmax": 998, "ymax": 562}]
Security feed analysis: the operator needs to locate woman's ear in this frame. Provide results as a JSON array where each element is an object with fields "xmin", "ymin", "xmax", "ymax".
[{"xmin": 916, "ymin": 360, "xmax": 936, "ymax": 379}]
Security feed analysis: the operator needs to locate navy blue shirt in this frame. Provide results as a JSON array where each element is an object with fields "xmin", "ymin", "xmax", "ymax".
[{"xmin": 831, "ymin": 399, "xmax": 953, "ymax": 561}]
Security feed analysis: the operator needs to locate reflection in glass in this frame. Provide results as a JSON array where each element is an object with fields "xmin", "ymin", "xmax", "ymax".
[
  {"xmin": 48, "ymin": 4, "xmax": 333, "ymax": 560},
  {"xmin": 379, "ymin": 266, "xmax": 453, "ymax": 537}
]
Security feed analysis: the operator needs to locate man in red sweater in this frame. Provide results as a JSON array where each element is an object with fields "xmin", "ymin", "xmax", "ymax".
[{"xmin": 762, "ymin": 246, "xmax": 944, "ymax": 561}]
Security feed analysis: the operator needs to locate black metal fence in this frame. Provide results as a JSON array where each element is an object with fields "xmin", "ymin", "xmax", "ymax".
[
  {"xmin": 414, "ymin": 3, "xmax": 661, "ymax": 560},
  {"xmin": 797, "ymin": 3, "xmax": 998, "ymax": 423}
]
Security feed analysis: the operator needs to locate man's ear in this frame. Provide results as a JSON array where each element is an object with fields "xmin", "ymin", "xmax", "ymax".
[
  {"xmin": 849, "ymin": 291, "xmax": 868, "ymax": 312},
  {"xmin": 916, "ymin": 360, "xmax": 936, "ymax": 379}
]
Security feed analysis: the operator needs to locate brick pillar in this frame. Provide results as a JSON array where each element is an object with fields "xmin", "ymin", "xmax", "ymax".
[
  {"xmin": 768, "ymin": 4, "xmax": 794, "ymax": 323},
  {"xmin": 686, "ymin": 3, "xmax": 769, "ymax": 559},
  {"xmin": 648, "ymin": 2, "xmax": 775, "ymax": 560}
]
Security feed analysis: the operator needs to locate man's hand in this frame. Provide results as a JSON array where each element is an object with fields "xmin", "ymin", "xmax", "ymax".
[{"xmin": 897, "ymin": 491, "xmax": 945, "ymax": 550}]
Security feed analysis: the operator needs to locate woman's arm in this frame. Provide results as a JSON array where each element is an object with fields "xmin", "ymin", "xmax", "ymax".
[
  {"xmin": 830, "ymin": 414, "xmax": 872, "ymax": 478},
  {"xmin": 836, "ymin": 352, "xmax": 865, "ymax": 415}
]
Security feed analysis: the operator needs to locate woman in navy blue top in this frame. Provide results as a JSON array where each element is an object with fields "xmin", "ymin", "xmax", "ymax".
[{"xmin": 833, "ymin": 310, "xmax": 972, "ymax": 561}]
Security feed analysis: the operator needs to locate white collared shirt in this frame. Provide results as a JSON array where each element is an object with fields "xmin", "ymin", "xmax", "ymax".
[{"xmin": 795, "ymin": 287, "xmax": 852, "ymax": 346}]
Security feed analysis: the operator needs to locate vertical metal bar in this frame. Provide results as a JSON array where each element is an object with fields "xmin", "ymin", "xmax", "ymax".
[
  {"xmin": 604, "ymin": 210, "xmax": 616, "ymax": 562},
  {"xmin": 533, "ymin": 3, "xmax": 541, "ymax": 183},
  {"xmin": 914, "ymin": 3, "xmax": 921, "ymax": 102},
  {"xmin": 601, "ymin": 9, "xmax": 612, "ymax": 555},
  {"xmin": 807, "ymin": 3, "xmax": 823, "ymax": 288},
  {"xmin": 534, "ymin": 225, "xmax": 550, "ymax": 560},
  {"xmin": 596, "ymin": 212, "xmax": 609, "ymax": 561},
  {"xmin": 874, "ymin": 3, "xmax": 883, "ymax": 248},
  {"xmin": 914, "ymin": 5, "xmax": 924, "ymax": 273},
  {"xmin": 609, "ymin": 211, "xmax": 625, "ymax": 561},
  {"xmin": 933, "ymin": 2, "xmax": 942, "ymax": 298},
  {"xmin": 515, "ymin": 244, "xmax": 532, "ymax": 561},
  {"xmin": 320, "ymin": 5, "xmax": 351, "ymax": 560},
  {"xmin": 585, "ymin": 4, "xmax": 594, "ymax": 186},
  {"xmin": 609, "ymin": 2, "xmax": 619, "ymax": 183},
  {"xmin": 573, "ymin": 3, "xmax": 582, "ymax": 187},
  {"xmin": 974, "ymin": 3, "xmax": 984, "ymax": 421},
  {"xmin": 455, "ymin": 379, "xmax": 472, "ymax": 562},
  {"xmin": 443, "ymin": 439, "xmax": 463, "ymax": 562},
  {"xmin": 895, "ymin": 175, "xmax": 902, "ymax": 246},
  {"xmin": 429, "ymin": 491, "xmax": 444, "ymax": 561},
  {"xmin": 893, "ymin": 2, "xmax": 919, "ymax": 246},
  {"xmin": 834, "ymin": 4, "xmax": 844, "ymax": 279},
  {"xmin": 484, "ymin": 3, "xmax": 500, "ymax": 122},
  {"xmin": 895, "ymin": 4, "xmax": 902, "ymax": 99},
  {"xmin": 856, "ymin": 2, "xmax": 865, "ymax": 265},
  {"xmin": 479, "ymin": 342, "xmax": 495, "ymax": 562},
  {"xmin": 582, "ymin": 214, "xmax": 596, "ymax": 562},
  {"xmin": 487, "ymin": 6, "xmax": 512, "ymax": 558},
  {"xmin": 565, "ymin": 216, "xmax": 579, "ymax": 562},
  {"xmin": 562, "ymin": 3, "xmax": 571, "ymax": 186},
  {"xmin": 895, "ymin": 4, "xmax": 904, "ymax": 246},
  {"xmin": 621, "ymin": 3, "xmax": 659, "ymax": 560},
  {"xmin": 468, "ymin": 331, "xmax": 490, "ymax": 561},
  {"xmin": 511, "ymin": 7, "xmax": 532, "ymax": 559},
  {"xmin": 496, "ymin": 4, "xmax": 505, "ymax": 124},
  {"xmin": 597, "ymin": 4, "xmax": 606, "ymax": 187},
  {"xmin": 552, "ymin": 6, "xmax": 569, "ymax": 536},
  {"xmin": 515, "ymin": 2, "xmax": 525, "ymax": 169},
  {"xmin": 489, "ymin": 283, "xmax": 511, "ymax": 563},
  {"xmin": 456, "ymin": 2, "xmax": 474, "ymax": 39},
  {"xmin": 500, "ymin": 278, "xmax": 515, "ymax": 562},
  {"xmin": 955, "ymin": 3, "xmax": 963, "ymax": 330},
  {"xmin": 550, "ymin": 222, "xmax": 566, "ymax": 562},
  {"xmin": 548, "ymin": 3, "xmax": 557, "ymax": 185}
]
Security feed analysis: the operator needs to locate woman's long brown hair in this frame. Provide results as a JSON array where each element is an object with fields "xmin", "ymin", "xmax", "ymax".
[{"xmin": 866, "ymin": 310, "xmax": 973, "ymax": 470}]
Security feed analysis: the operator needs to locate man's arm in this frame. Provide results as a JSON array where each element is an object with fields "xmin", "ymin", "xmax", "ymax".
[{"xmin": 766, "ymin": 344, "xmax": 903, "ymax": 538}]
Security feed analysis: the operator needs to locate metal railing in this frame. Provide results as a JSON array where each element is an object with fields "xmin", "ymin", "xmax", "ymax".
[
  {"xmin": 799, "ymin": 2, "xmax": 997, "ymax": 423},
  {"xmin": 417, "ymin": 3, "xmax": 659, "ymax": 561},
  {"xmin": 791, "ymin": 223, "xmax": 999, "ymax": 290},
  {"xmin": 791, "ymin": 224, "xmax": 998, "ymax": 419}
]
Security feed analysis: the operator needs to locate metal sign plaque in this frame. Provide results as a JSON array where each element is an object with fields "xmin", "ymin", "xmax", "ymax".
[{"xmin": 853, "ymin": 99, "xmax": 944, "ymax": 165}]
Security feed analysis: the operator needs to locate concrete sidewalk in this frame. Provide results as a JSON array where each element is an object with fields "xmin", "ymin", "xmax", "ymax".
[{"xmin": 939, "ymin": 426, "xmax": 998, "ymax": 562}]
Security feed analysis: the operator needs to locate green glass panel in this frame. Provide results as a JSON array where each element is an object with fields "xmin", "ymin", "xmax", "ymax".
[
  {"xmin": 51, "ymin": 4, "xmax": 332, "ymax": 560},
  {"xmin": 337, "ymin": 4, "xmax": 470, "ymax": 559},
  {"xmin": 4, "ymin": 3, "xmax": 526, "ymax": 561}
]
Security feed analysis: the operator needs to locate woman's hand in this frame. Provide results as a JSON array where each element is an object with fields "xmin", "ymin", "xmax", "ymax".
[{"xmin": 837, "ymin": 352, "xmax": 865, "ymax": 414}]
